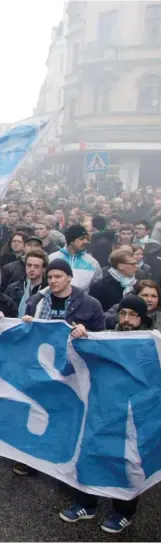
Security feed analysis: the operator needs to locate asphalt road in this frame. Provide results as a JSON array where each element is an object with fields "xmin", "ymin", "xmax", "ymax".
[{"xmin": 0, "ymin": 458, "xmax": 160, "ymax": 542}]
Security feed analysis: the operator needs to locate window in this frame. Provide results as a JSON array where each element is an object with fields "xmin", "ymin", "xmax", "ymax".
[
  {"xmin": 72, "ymin": 42, "xmax": 80, "ymax": 70},
  {"xmin": 144, "ymin": 4, "xmax": 161, "ymax": 44},
  {"xmin": 137, "ymin": 74, "xmax": 161, "ymax": 112},
  {"xmin": 94, "ymin": 74, "xmax": 114, "ymax": 114},
  {"xmin": 60, "ymin": 54, "xmax": 64, "ymax": 72},
  {"xmin": 99, "ymin": 10, "xmax": 118, "ymax": 48}
]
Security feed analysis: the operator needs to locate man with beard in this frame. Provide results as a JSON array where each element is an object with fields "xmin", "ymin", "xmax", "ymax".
[
  {"xmin": 116, "ymin": 294, "xmax": 151, "ymax": 332},
  {"xmin": 59, "ymin": 295, "xmax": 151, "ymax": 534}
]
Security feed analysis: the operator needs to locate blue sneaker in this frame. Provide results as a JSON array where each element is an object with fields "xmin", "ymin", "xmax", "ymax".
[
  {"xmin": 59, "ymin": 504, "xmax": 96, "ymax": 523},
  {"xmin": 101, "ymin": 512, "xmax": 132, "ymax": 533}
]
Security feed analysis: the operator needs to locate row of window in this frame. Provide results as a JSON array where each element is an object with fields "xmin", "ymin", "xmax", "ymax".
[
  {"xmin": 68, "ymin": 74, "xmax": 161, "ymax": 119},
  {"xmin": 70, "ymin": 3, "xmax": 161, "ymax": 72},
  {"xmin": 99, "ymin": 3, "xmax": 161, "ymax": 47}
]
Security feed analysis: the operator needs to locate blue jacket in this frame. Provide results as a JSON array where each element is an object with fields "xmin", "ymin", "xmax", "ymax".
[
  {"xmin": 49, "ymin": 247, "xmax": 102, "ymax": 292},
  {"xmin": 26, "ymin": 286, "xmax": 105, "ymax": 332}
]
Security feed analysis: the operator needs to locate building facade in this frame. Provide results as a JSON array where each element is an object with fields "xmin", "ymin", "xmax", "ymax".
[
  {"xmin": 57, "ymin": 1, "xmax": 161, "ymax": 190},
  {"xmin": 34, "ymin": 6, "xmax": 68, "ymax": 155}
]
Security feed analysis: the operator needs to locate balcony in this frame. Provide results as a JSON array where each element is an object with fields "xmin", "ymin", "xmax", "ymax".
[
  {"xmin": 79, "ymin": 41, "xmax": 161, "ymax": 67},
  {"xmin": 62, "ymin": 113, "xmax": 161, "ymax": 146},
  {"xmin": 79, "ymin": 42, "xmax": 118, "ymax": 63}
]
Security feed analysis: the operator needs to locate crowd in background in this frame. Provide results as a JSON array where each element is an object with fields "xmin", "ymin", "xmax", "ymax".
[{"xmin": 0, "ymin": 179, "xmax": 161, "ymax": 329}]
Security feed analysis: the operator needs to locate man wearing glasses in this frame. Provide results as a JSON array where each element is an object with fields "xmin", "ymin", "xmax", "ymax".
[{"xmin": 90, "ymin": 248, "xmax": 137, "ymax": 312}]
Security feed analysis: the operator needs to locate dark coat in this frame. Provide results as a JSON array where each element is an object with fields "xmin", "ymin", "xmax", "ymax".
[
  {"xmin": 88, "ymin": 230, "xmax": 114, "ymax": 268},
  {"xmin": 105, "ymin": 304, "xmax": 119, "ymax": 329},
  {"xmin": 0, "ymin": 291, "xmax": 17, "ymax": 317},
  {"xmin": 0, "ymin": 225, "xmax": 12, "ymax": 250},
  {"xmin": 135, "ymin": 263, "xmax": 152, "ymax": 281},
  {"xmin": 89, "ymin": 272, "xmax": 124, "ymax": 312},
  {"xmin": 1, "ymin": 258, "xmax": 25, "ymax": 291},
  {"xmin": 43, "ymin": 239, "xmax": 57, "ymax": 255},
  {"xmin": 144, "ymin": 242, "xmax": 161, "ymax": 283},
  {"xmin": 0, "ymin": 248, "xmax": 18, "ymax": 268},
  {"xmin": 5, "ymin": 279, "xmax": 47, "ymax": 309},
  {"xmin": 26, "ymin": 286, "xmax": 105, "ymax": 332}
]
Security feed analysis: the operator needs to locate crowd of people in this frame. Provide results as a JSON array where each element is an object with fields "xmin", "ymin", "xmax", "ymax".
[{"xmin": 0, "ymin": 179, "xmax": 161, "ymax": 534}]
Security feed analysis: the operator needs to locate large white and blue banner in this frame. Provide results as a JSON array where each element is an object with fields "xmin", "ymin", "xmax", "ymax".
[
  {"xmin": 0, "ymin": 319, "xmax": 161, "ymax": 500},
  {"xmin": 0, "ymin": 116, "xmax": 49, "ymax": 197}
]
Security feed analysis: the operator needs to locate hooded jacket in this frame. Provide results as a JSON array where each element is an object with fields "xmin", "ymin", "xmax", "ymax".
[
  {"xmin": 49, "ymin": 247, "xmax": 102, "ymax": 292},
  {"xmin": 25, "ymin": 285, "xmax": 105, "ymax": 332}
]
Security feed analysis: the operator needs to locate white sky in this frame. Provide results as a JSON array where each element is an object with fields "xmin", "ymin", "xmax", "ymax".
[{"xmin": 0, "ymin": 0, "xmax": 64, "ymax": 123}]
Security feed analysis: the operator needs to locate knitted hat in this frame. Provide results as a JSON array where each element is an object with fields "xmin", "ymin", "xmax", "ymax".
[
  {"xmin": 118, "ymin": 294, "xmax": 151, "ymax": 327},
  {"xmin": 65, "ymin": 224, "xmax": 88, "ymax": 245},
  {"xmin": 47, "ymin": 258, "xmax": 73, "ymax": 277}
]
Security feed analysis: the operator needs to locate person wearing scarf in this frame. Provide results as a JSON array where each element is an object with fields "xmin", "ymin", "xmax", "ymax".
[
  {"xmin": 133, "ymin": 220, "xmax": 157, "ymax": 249},
  {"xmin": 90, "ymin": 248, "xmax": 137, "ymax": 312},
  {"xmin": 5, "ymin": 249, "xmax": 48, "ymax": 317}
]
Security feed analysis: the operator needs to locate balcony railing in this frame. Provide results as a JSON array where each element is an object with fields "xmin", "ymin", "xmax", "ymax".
[
  {"xmin": 80, "ymin": 42, "xmax": 118, "ymax": 63},
  {"xmin": 79, "ymin": 41, "xmax": 161, "ymax": 64}
]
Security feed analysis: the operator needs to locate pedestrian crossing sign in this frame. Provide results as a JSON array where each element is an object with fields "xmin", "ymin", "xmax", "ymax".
[{"xmin": 86, "ymin": 151, "xmax": 109, "ymax": 173}]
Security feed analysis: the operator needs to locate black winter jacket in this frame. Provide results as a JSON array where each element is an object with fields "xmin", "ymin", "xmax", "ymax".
[
  {"xmin": 5, "ymin": 279, "xmax": 47, "ymax": 310},
  {"xmin": 135, "ymin": 263, "xmax": 152, "ymax": 281},
  {"xmin": 0, "ymin": 249, "xmax": 19, "ymax": 268},
  {"xmin": 88, "ymin": 230, "xmax": 114, "ymax": 268},
  {"xmin": 144, "ymin": 242, "xmax": 161, "ymax": 283},
  {"xmin": 0, "ymin": 291, "xmax": 17, "ymax": 317},
  {"xmin": 1, "ymin": 258, "xmax": 25, "ymax": 291},
  {"xmin": 0, "ymin": 225, "xmax": 12, "ymax": 250},
  {"xmin": 89, "ymin": 272, "xmax": 124, "ymax": 312}
]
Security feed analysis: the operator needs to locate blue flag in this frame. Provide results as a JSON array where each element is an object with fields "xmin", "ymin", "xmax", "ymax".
[
  {"xmin": 0, "ymin": 319, "xmax": 161, "ymax": 500},
  {"xmin": 0, "ymin": 117, "xmax": 48, "ymax": 197}
]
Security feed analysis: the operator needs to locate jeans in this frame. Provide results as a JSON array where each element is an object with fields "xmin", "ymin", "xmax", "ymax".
[{"xmin": 74, "ymin": 489, "xmax": 138, "ymax": 519}]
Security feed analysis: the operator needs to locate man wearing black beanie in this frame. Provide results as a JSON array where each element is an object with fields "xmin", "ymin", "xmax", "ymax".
[
  {"xmin": 23, "ymin": 258, "xmax": 104, "ymax": 335},
  {"xmin": 59, "ymin": 295, "xmax": 151, "ymax": 533},
  {"xmin": 117, "ymin": 294, "xmax": 152, "ymax": 331},
  {"xmin": 49, "ymin": 224, "xmax": 102, "ymax": 292},
  {"xmin": 15, "ymin": 257, "xmax": 104, "ymax": 477}
]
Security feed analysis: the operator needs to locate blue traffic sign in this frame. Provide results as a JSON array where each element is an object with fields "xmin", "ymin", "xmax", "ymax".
[{"xmin": 86, "ymin": 151, "xmax": 109, "ymax": 173}]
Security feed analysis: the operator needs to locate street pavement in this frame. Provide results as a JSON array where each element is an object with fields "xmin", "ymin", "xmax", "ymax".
[{"xmin": 0, "ymin": 458, "xmax": 160, "ymax": 542}]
